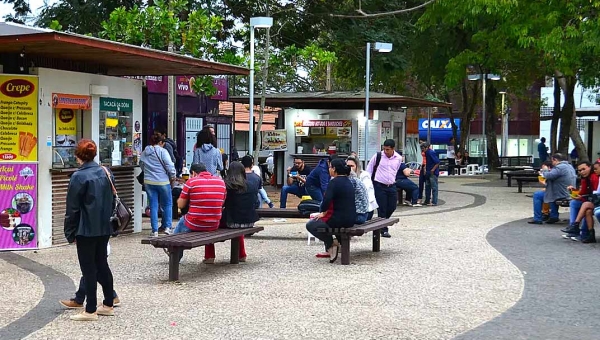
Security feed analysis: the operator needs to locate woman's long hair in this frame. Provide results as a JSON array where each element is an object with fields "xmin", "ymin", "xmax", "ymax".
[
  {"xmin": 346, "ymin": 156, "xmax": 362, "ymax": 176},
  {"xmin": 225, "ymin": 161, "xmax": 247, "ymax": 192},
  {"xmin": 331, "ymin": 158, "xmax": 351, "ymax": 176},
  {"xmin": 196, "ymin": 127, "xmax": 217, "ymax": 148}
]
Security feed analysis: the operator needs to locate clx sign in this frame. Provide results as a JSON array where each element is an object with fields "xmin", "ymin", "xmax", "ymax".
[{"xmin": 420, "ymin": 119, "xmax": 457, "ymax": 130}]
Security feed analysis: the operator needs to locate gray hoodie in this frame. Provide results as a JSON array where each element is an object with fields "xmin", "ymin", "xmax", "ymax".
[{"xmin": 192, "ymin": 143, "xmax": 223, "ymax": 176}]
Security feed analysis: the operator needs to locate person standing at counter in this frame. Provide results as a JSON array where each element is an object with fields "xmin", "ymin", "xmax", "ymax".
[
  {"xmin": 367, "ymin": 139, "xmax": 402, "ymax": 238},
  {"xmin": 141, "ymin": 134, "xmax": 176, "ymax": 237},
  {"xmin": 305, "ymin": 155, "xmax": 336, "ymax": 202},
  {"xmin": 280, "ymin": 158, "xmax": 312, "ymax": 208}
]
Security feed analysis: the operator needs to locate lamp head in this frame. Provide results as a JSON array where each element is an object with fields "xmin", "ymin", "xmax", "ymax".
[
  {"xmin": 250, "ymin": 17, "xmax": 273, "ymax": 28},
  {"xmin": 374, "ymin": 42, "xmax": 393, "ymax": 53},
  {"xmin": 488, "ymin": 74, "xmax": 501, "ymax": 80}
]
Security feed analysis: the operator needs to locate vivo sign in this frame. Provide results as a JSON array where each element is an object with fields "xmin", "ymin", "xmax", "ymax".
[{"xmin": 419, "ymin": 118, "xmax": 460, "ymax": 130}]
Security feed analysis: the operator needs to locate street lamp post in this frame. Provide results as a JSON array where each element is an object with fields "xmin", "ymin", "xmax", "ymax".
[
  {"xmin": 468, "ymin": 73, "xmax": 500, "ymax": 166},
  {"xmin": 364, "ymin": 42, "xmax": 392, "ymax": 162},
  {"xmin": 499, "ymin": 91, "xmax": 509, "ymax": 157},
  {"xmin": 248, "ymin": 17, "xmax": 273, "ymax": 155}
]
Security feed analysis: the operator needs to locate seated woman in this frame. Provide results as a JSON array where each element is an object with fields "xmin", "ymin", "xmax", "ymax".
[
  {"xmin": 347, "ymin": 156, "xmax": 377, "ymax": 221},
  {"xmin": 306, "ymin": 158, "xmax": 357, "ymax": 263},
  {"xmin": 455, "ymin": 151, "xmax": 463, "ymax": 167},
  {"xmin": 563, "ymin": 161, "xmax": 600, "ymax": 243}
]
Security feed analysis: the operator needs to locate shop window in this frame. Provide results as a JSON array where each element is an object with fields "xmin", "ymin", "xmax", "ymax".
[{"xmin": 98, "ymin": 97, "xmax": 134, "ymax": 166}]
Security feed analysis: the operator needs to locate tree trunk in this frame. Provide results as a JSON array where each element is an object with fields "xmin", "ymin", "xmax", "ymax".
[
  {"xmin": 550, "ymin": 77, "xmax": 560, "ymax": 153},
  {"xmin": 457, "ymin": 80, "xmax": 477, "ymax": 155},
  {"xmin": 253, "ymin": 27, "xmax": 271, "ymax": 161},
  {"xmin": 485, "ymin": 83, "xmax": 500, "ymax": 168},
  {"xmin": 555, "ymin": 72, "xmax": 576, "ymax": 156}
]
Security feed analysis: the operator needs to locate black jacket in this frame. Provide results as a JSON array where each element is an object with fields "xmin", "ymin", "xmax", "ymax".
[
  {"xmin": 223, "ymin": 175, "xmax": 260, "ymax": 225},
  {"xmin": 64, "ymin": 162, "xmax": 115, "ymax": 243}
]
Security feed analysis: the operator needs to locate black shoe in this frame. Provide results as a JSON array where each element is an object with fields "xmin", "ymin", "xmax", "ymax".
[
  {"xmin": 582, "ymin": 229, "xmax": 596, "ymax": 244},
  {"xmin": 545, "ymin": 217, "xmax": 560, "ymax": 224},
  {"xmin": 561, "ymin": 222, "xmax": 580, "ymax": 234},
  {"xmin": 562, "ymin": 232, "xmax": 579, "ymax": 239},
  {"xmin": 381, "ymin": 231, "xmax": 391, "ymax": 238},
  {"xmin": 541, "ymin": 214, "xmax": 550, "ymax": 221},
  {"xmin": 527, "ymin": 220, "xmax": 543, "ymax": 224}
]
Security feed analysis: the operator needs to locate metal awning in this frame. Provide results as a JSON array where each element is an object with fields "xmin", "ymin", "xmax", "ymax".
[
  {"xmin": 0, "ymin": 22, "xmax": 249, "ymax": 76},
  {"xmin": 228, "ymin": 91, "xmax": 451, "ymax": 110}
]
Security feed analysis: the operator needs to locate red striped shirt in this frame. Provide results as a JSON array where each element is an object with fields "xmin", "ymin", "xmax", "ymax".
[{"xmin": 180, "ymin": 172, "xmax": 227, "ymax": 231}]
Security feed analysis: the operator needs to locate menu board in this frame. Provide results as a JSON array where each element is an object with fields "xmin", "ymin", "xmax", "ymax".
[
  {"xmin": 0, "ymin": 75, "xmax": 38, "ymax": 162},
  {"xmin": 261, "ymin": 130, "xmax": 287, "ymax": 151},
  {"xmin": 0, "ymin": 163, "xmax": 37, "ymax": 250}
]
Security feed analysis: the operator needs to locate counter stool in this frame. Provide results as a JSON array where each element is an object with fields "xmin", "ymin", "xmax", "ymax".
[{"xmin": 467, "ymin": 164, "xmax": 480, "ymax": 175}]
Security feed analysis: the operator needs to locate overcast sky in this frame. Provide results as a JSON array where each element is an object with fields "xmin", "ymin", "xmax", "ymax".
[{"xmin": 0, "ymin": 0, "xmax": 57, "ymax": 23}]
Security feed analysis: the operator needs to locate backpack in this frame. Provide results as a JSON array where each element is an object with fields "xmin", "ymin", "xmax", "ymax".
[
  {"xmin": 297, "ymin": 199, "xmax": 321, "ymax": 216},
  {"xmin": 371, "ymin": 152, "xmax": 382, "ymax": 182}
]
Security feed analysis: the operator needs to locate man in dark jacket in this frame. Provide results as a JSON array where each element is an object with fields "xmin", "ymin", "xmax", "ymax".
[
  {"xmin": 305, "ymin": 155, "xmax": 336, "ymax": 202},
  {"xmin": 154, "ymin": 127, "xmax": 183, "ymax": 176}
]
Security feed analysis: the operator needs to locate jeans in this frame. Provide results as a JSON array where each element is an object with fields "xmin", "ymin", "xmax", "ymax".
[
  {"xmin": 532, "ymin": 190, "xmax": 558, "ymax": 222},
  {"xmin": 306, "ymin": 219, "xmax": 335, "ymax": 251},
  {"xmin": 366, "ymin": 211, "xmax": 374, "ymax": 221},
  {"xmin": 396, "ymin": 179, "xmax": 419, "ymax": 204},
  {"xmin": 424, "ymin": 174, "xmax": 439, "ymax": 205},
  {"xmin": 355, "ymin": 212, "xmax": 367, "ymax": 224},
  {"xmin": 258, "ymin": 188, "xmax": 272, "ymax": 207},
  {"xmin": 145, "ymin": 184, "xmax": 173, "ymax": 232},
  {"xmin": 418, "ymin": 173, "xmax": 425, "ymax": 200},
  {"xmin": 569, "ymin": 199, "xmax": 589, "ymax": 237},
  {"xmin": 374, "ymin": 182, "xmax": 398, "ymax": 232},
  {"xmin": 306, "ymin": 184, "xmax": 323, "ymax": 202},
  {"xmin": 75, "ymin": 235, "xmax": 114, "ymax": 313},
  {"xmin": 280, "ymin": 184, "xmax": 306, "ymax": 208},
  {"xmin": 74, "ymin": 276, "xmax": 118, "ymax": 305}
]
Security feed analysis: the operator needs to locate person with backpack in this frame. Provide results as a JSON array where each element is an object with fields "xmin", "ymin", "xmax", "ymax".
[
  {"xmin": 366, "ymin": 139, "xmax": 402, "ymax": 238},
  {"xmin": 154, "ymin": 127, "xmax": 183, "ymax": 177}
]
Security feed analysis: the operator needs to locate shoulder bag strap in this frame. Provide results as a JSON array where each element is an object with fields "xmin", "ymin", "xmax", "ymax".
[
  {"xmin": 101, "ymin": 166, "xmax": 118, "ymax": 198},
  {"xmin": 371, "ymin": 152, "xmax": 382, "ymax": 182},
  {"xmin": 153, "ymin": 146, "xmax": 169, "ymax": 175}
]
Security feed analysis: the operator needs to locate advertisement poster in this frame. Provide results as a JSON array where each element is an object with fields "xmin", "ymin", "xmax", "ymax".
[
  {"xmin": 51, "ymin": 93, "xmax": 91, "ymax": 110},
  {"xmin": 0, "ymin": 163, "xmax": 37, "ymax": 250},
  {"xmin": 261, "ymin": 130, "xmax": 287, "ymax": 151},
  {"xmin": 0, "ymin": 75, "xmax": 39, "ymax": 162},
  {"xmin": 55, "ymin": 109, "xmax": 77, "ymax": 147}
]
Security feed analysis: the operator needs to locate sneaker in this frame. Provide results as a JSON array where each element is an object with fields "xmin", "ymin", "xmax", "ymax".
[
  {"xmin": 403, "ymin": 200, "xmax": 411, "ymax": 206},
  {"xmin": 113, "ymin": 297, "xmax": 121, "ymax": 307},
  {"xmin": 412, "ymin": 203, "xmax": 422, "ymax": 207},
  {"xmin": 562, "ymin": 233, "xmax": 579, "ymax": 239},
  {"xmin": 150, "ymin": 232, "xmax": 158, "ymax": 237},
  {"xmin": 158, "ymin": 227, "xmax": 166, "ymax": 234},
  {"xmin": 570, "ymin": 236, "xmax": 582, "ymax": 242},
  {"xmin": 582, "ymin": 231, "xmax": 597, "ymax": 243},
  {"xmin": 381, "ymin": 231, "xmax": 392, "ymax": 238},
  {"xmin": 70, "ymin": 311, "xmax": 98, "ymax": 321},
  {"xmin": 545, "ymin": 217, "xmax": 560, "ymax": 224},
  {"xmin": 164, "ymin": 228, "xmax": 172, "ymax": 235},
  {"xmin": 541, "ymin": 214, "xmax": 550, "ymax": 221},
  {"xmin": 202, "ymin": 258, "xmax": 215, "ymax": 264},
  {"xmin": 561, "ymin": 222, "xmax": 580, "ymax": 234},
  {"xmin": 527, "ymin": 220, "xmax": 543, "ymax": 225},
  {"xmin": 268, "ymin": 202, "xmax": 274, "ymax": 208},
  {"xmin": 96, "ymin": 304, "xmax": 115, "ymax": 316},
  {"xmin": 60, "ymin": 299, "xmax": 83, "ymax": 309}
]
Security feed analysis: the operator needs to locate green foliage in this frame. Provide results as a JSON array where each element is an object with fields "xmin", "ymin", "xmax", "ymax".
[
  {"xmin": 2, "ymin": 0, "xmax": 31, "ymax": 24},
  {"xmin": 48, "ymin": 20, "xmax": 63, "ymax": 31}
]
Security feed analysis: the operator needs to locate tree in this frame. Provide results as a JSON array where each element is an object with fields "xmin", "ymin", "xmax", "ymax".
[{"xmin": 2, "ymin": 0, "xmax": 31, "ymax": 23}]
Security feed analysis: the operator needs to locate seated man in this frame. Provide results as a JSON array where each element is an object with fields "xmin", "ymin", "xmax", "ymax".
[
  {"xmin": 172, "ymin": 163, "xmax": 227, "ymax": 262},
  {"xmin": 529, "ymin": 153, "xmax": 576, "ymax": 224},
  {"xmin": 560, "ymin": 161, "xmax": 598, "ymax": 239},
  {"xmin": 280, "ymin": 158, "xmax": 312, "ymax": 208},
  {"xmin": 395, "ymin": 162, "xmax": 421, "ymax": 207},
  {"xmin": 305, "ymin": 155, "xmax": 335, "ymax": 202}
]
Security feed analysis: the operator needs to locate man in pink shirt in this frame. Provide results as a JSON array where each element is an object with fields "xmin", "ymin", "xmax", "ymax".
[{"xmin": 366, "ymin": 139, "xmax": 402, "ymax": 238}]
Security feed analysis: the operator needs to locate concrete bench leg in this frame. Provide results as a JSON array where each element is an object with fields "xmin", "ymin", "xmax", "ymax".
[
  {"xmin": 373, "ymin": 229, "xmax": 381, "ymax": 252},
  {"xmin": 168, "ymin": 248, "xmax": 182, "ymax": 282},
  {"xmin": 230, "ymin": 237, "xmax": 240, "ymax": 264},
  {"xmin": 518, "ymin": 182, "xmax": 523, "ymax": 193},
  {"xmin": 340, "ymin": 235, "xmax": 350, "ymax": 265}
]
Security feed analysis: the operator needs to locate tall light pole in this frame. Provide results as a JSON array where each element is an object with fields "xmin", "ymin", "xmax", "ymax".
[
  {"xmin": 248, "ymin": 17, "xmax": 273, "ymax": 155},
  {"xmin": 364, "ymin": 42, "xmax": 392, "ymax": 163},
  {"xmin": 468, "ymin": 73, "xmax": 500, "ymax": 166}
]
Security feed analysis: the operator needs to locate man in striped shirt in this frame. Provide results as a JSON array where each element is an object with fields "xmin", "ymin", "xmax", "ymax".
[{"xmin": 170, "ymin": 163, "xmax": 226, "ymax": 261}]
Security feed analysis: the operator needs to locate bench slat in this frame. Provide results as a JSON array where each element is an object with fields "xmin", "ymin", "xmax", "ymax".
[
  {"xmin": 141, "ymin": 227, "xmax": 264, "ymax": 248},
  {"xmin": 257, "ymin": 208, "xmax": 307, "ymax": 219},
  {"xmin": 317, "ymin": 217, "xmax": 399, "ymax": 236}
]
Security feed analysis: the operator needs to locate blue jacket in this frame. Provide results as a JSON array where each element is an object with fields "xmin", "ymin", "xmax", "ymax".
[
  {"xmin": 424, "ymin": 149, "xmax": 440, "ymax": 176},
  {"xmin": 305, "ymin": 158, "xmax": 330, "ymax": 194}
]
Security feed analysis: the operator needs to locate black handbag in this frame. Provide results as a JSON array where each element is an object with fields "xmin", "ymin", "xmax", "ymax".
[{"xmin": 102, "ymin": 167, "xmax": 133, "ymax": 233}]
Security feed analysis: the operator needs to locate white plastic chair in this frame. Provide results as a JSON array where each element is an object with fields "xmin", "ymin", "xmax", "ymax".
[{"xmin": 467, "ymin": 164, "xmax": 479, "ymax": 175}]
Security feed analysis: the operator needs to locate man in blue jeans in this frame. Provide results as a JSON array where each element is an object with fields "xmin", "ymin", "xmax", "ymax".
[
  {"xmin": 528, "ymin": 153, "xmax": 576, "ymax": 224},
  {"xmin": 395, "ymin": 162, "xmax": 421, "ymax": 207},
  {"xmin": 280, "ymin": 158, "xmax": 312, "ymax": 208},
  {"xmin": 420, "ymin": 142, "xmax": 440, "ymax": 205},
  {"xmin": 305, "ymin": 155, "xmax": 335, "ymax": 202}
]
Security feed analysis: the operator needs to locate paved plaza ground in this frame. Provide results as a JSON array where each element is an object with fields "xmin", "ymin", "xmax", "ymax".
[{"xmin": 1, "ymin": 175, "xmax": 599, "ymax": 339}]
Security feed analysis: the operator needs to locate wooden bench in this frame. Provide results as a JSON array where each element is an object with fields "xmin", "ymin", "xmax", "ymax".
[
  {"xmin": 256, "ymin": 208, "xmax": 307, "ymax": 219},
  {"xmin": 514, "ymin": 177, "xmax": 540, "ymax": 193},
  {"xmin": 317, "ymin": 217, "xmax": 399, "ymax": 265},
  {"xmin": 141, "ymin": 227, "xmax": 264, "ymax": 281},
  {"xmin": 506, "ymin": 170, "xmax": 538, "ymax": 187}
]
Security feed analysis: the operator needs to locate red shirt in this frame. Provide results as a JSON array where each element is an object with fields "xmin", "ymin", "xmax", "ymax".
[
  {"xmin": 579, "ymin": 173, "xmax": 599, "ymax": 201},
  {"xmin": 180, "ymin": 172, "xmax": 226, "ymax": 230}
]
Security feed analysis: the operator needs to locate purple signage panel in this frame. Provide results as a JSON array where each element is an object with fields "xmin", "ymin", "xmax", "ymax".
[
  {"xmin": 143, "ymin": 76, "xmax": 228, "ymax": 99},
  {"xmin": 211, "ymin": 77, "xmax": 228, "ymax": 100},
  {"xmin": 0, "ymin": 163, "xmax": 37, "ymax": 250}
]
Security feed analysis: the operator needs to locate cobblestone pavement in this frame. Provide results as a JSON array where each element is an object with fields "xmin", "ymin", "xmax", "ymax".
[{"xmin": 0, "ymin": 175, "xmax": 574, "ymax": 340}]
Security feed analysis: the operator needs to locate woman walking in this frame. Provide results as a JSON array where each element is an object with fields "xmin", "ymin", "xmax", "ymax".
[
  {"xmin": 141, "ymin": 134, "xmax": 176, "ymax": 236},
  {"xmin": 306, "ymin": 158, "xmax": 356, "ymax": 262},
  {"xmin": 64, "ymin": 139, "xmax": 116, "ymax": 321},
  {"xmin": 193, "ymin": 128, "xmax": 223, "ymax": 176}
]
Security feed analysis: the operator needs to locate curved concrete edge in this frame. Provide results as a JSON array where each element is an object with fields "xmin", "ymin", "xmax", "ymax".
[
  {"xmin": 396, "ymin": 190, "xmax": 487, "ymax": 217},
  {"xmin": 0, "ymin": 252, "xmax": 74, "ymax": 340}
]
